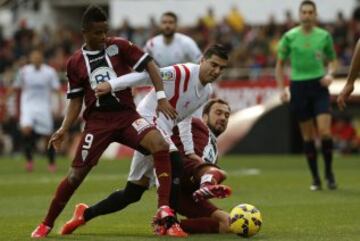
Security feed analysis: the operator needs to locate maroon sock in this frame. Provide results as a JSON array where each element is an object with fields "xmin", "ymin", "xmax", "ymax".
[
  {"xmin": 152, "ymin": 150, "xmax": 172, "ymax": 207},
  {"xmin": 180, "ymin": 218, "xmax": 219, "ymax": 233},
  {"xmin": 42, "ymin": 177, "xmax": 80, "ymax": 227}
]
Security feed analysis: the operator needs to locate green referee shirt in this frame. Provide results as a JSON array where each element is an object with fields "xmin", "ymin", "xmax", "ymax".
[{"xmin": 277, "ymin": 26, "xmax": 336, "ymax": 81}]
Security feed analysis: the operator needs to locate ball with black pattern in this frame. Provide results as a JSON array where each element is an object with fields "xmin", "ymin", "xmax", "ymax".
[{"xmin": 229, "ymin": 203, "xmax": 262, "ymax": 237}]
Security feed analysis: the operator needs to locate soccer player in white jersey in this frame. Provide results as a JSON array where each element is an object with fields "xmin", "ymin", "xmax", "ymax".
[
  {"xmin": 144, "ymin": 12, "xmax": 202, "ymax": 67},
  {"xmin": 60, "ymin": 44, "xmax": 229, "ymax": 236},
  {"xmin": 5, "ymin": 49, "xmax": 62, "ymax": 172}
]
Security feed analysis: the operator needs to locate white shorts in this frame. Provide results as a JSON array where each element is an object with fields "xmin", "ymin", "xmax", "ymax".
[
  {"xmin": 20, "ymin": 108, "xmax": 53, "ymax": 135},
  {"xmin": 127, "ymin": 114, "xmax": 177, "ymax": 187}
]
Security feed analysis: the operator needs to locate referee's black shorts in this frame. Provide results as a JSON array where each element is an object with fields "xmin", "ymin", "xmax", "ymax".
[{"xmin": 289, "ymin": 77, "xmax": 331, "ymax": 122}]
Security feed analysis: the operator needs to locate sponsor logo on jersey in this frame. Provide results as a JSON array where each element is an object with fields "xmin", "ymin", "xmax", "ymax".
[
  {"xmin": 106, "ymin": 44, "xmax": 119, "ymax": 57},
  {"xmin": 160, "ymin": 70, "xmax": 174, "ymax": 81},
  {"xmin": 132, "ymin": 118, "xmax": 152, "ymax": 134},
  {"xmin": 89, "ymin": 67, "xmax": 117, "ymax": 89}
]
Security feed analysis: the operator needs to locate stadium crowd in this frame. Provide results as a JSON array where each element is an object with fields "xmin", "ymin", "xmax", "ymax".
[{"xmin": 1, "ymin": 6, "xmax": 360, "ymax": 155}]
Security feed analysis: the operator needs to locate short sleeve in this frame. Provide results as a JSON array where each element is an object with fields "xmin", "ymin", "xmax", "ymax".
[
  {"xmin": 184, "ymin": 37, "xmax": 202, "ymax": 63},
  {"xmin": 117, "ymin": 38, "xmax": 153, "ymax": 72},
  {"xmin": 13, "ymin": 69, "xmax": 24, "ymax": 88},
  {"xmin": 277, "ymin": 34, "xmax": 290, "ymax": 60},
  {"xmin": 66, "ymin": 58, "xmax": 84, "ymax": 99},
  {"xmin": 159, "ymin": 66, "xmax": 177, "ymax": 82},
  {"xmin": 324, "ymin": 33, "xmax": 336, "ymax": 61},
  {"xmin": 49, "ymin": 68, "xmax": 60, "ymax": 90}
]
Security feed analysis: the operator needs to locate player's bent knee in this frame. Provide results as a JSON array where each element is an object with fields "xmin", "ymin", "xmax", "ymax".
[{"xmin": 141, "ymin": 130, "xmax": 169, "ymax": 153}]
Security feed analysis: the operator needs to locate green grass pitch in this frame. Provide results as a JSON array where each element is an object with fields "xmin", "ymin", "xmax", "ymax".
[{"xmin": 0, "ymin": 154, "xmax": 359, "ymax": 241}]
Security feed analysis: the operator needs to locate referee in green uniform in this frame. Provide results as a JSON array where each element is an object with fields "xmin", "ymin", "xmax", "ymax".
[{"xmin": 275, "ymin": 0, "xmax": 337, "ymax": 191}]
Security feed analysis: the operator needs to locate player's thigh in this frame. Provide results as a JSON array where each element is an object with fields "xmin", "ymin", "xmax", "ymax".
[
  {"xmin": 71, "ymin": 128, "xmax": 113, "ymax": 168},
  {"xmin": 33, "ymin": 111, "xmax": 53, "ymax": 136},
  {"xmin": 128, "ymin": 151, "xmax": 154, "ymax": 187},
  {"xmin": 177, "ymin": 193, "xmax": 218, "ymax": 218},
  {"xmin": 289, "ymin": 82, "xmax": 312, "ymax": 121},
  {"xmin": 114, "ymin": 113, "xmax": 159, "ymax": 153},
  {"xmin": 316, "ymin": 113, "xmax": 332, "ymax": 137},
  {"xmin": 20, "ymin": 109, "xmax": 34, "ymax": 132},
  {"xmin": 298, "ymin": 119, "xmax": 317, "ymax": 141}
]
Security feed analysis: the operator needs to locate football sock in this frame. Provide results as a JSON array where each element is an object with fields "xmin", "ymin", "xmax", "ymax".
[
  {"xmin": 169, "ymin": 151, "xmax": 183, "ymax": 211},
  {"xmin": 304, "ymin": 141, "xmax": 320, "ymax": 182},
  {"xmin": 321, "ymin": 138, "xmax": 334, "ymax": 179},
  {"xmin": 43, "ymin": 177, "xmax": 80, "ymax": 227},
  {"xmin": 180, "ymin": 218, "xmax": 219, "ymax": 233},
  {"xmin": 84, "ymin": 181, "xmax": 147, "ymax": 222},
  {"xmin": 153, "ymin": 150, "xmax": 172, "ymax": 208},
  {"xmin": 200, "ymin": 168, "xmax": 226, "ymax": 186},
  {"xmin": 47, "ymin": 145, "xmax": 56, "ymax": 164},
  {"xmin": 23, "ymin": 134, "xmax": 34, "ymax": 161}
]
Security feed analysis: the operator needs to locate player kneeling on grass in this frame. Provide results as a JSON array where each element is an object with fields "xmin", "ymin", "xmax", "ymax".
[{"xmin": 61, "ymin": 99, "xmax": 234, "ymax": 235}]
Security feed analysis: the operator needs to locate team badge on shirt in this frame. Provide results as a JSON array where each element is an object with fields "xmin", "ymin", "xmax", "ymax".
[
  {"xmin": 106, "ymin": 44, "xmax": 119, "ymax": 57},
  {"xmin": 89, "ymin": 67, "xmax": 117, "ymax": 89},
  {"xmin": 160, "ymin": 70, "xmax": 174, "ymax": 81},
  {"xmin": 132, "ymin": 118, "xmax": 152, "ymax": 134}
]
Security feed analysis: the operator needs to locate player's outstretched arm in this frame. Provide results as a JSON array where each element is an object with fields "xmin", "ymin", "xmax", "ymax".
[
  {"xmin": 48, "ymin": 97, "xmax": 83, "ymax": 151},
  {"xmin": 145, "ymin": 60, "xmax": 177, "ymax": 120},
  {"xmin": 337, "ymin": 39, "xmax": 360, "ymax": 110}
]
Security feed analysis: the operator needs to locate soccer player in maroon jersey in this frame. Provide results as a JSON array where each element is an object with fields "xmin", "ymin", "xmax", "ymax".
[
  {"xmin": 60, "ymin": 99, "xmax": 233, "ymax": 235},
  {"xmin": 31, "ymin": 5, "xmax": 185, "ymax": 238}
]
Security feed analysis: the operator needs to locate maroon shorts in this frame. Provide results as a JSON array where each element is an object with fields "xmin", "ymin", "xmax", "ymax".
[{"xmin": 72, "ymin": 109, "xmax": 156, "ymax": 167}]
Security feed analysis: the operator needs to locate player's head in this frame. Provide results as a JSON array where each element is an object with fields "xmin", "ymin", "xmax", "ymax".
[
  {"xmin": 299, "ymin": 0, "xmax": 317, "ymax": 28},
  {"xmin": 199, "ymin": 44, "xmax": 229, "ymax": 85},
  {"xmin": 160, "ymin": 12, "xmax": 177, "ymax": 38},
  {"xmin": 81, "ymin": 5, "xmax": 108, "ymax": 50},
  {"xmin": 29, "ymin": 49, "xmax": 44, "ymax": 68},
  {"xmin": 202, "ymin": 98, "xmax": 231, "ymax": 137}
]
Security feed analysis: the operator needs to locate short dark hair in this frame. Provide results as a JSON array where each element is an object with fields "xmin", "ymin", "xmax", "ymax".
[
  {"xmin": 299, "ymin": 0, "xmax": 317, "ymax": 12},
  {"xmin": 203, "ymin": 44, "xmax": 229, "ymax": 60},
  {"xmin": 162, "ymin": 11, "xmax": 178, "ymax": 23},
  {"xmin": 202, "ymin": 98, "xmax": 231, "ymax": 116},
  {"xmin": 81, "ymin": 5, "xmax": 107, "ymax": 30}
]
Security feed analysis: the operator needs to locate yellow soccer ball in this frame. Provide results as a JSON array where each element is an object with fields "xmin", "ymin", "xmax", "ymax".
[{"xmin": 229, "ymin": 203, "xmax": 262, "ymax": 237}]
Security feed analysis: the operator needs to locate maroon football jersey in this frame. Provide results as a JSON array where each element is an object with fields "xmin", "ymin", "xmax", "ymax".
[
  {"xmin": 66, "ymin": 37, "xmax": 152, "ymax": 119},
  {"xmin": 172, "ymin": 118, "xmax": 218, "ymax": 165}
]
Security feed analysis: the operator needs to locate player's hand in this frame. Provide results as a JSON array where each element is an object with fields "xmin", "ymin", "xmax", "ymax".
[
  {"xmin": 187, "ymin": 153, "xmax": 203, "ymax": 162},
  {"xmin": 320, "ymin": 74, "xmax": 333, "ymax": 87},
  {"xmin": 48, "ymin": 127, "xmax": 67, "ymax": 151},
  {"xmin": 95, "ymin": 82, "xmax": 112, "ymax": 97},
  {"xmin": 337, "ymin": 83, "xmax": 354, "ymax": 111},
  {"xmin": 280, "ymin": 89, "xmax": 289, "ymax": 103},
  {"xmin": 156, "ymin": 98, "xmax": 177, "ymax": 120}
]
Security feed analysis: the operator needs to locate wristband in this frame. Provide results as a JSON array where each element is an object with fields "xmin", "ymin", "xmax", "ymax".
[{"xmin": 156, "ymin": 90, "xmax": 166, "ymax": 100}]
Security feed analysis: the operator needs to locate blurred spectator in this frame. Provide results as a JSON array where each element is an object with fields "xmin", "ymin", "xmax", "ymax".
[
  {"xmin": 332, "ymin": 115, "xmax": 360, "ymax": 154},
  {"xmin": 202, "ymin": 7, "xmax": 217, "ymax": 30},
  {"xmin": 225, "ymin": 5, "xmax": 245, "ymax": 33}
]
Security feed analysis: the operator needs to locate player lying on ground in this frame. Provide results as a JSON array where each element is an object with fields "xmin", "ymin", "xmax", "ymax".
[
  {"xmin": 89, "ymin": 44, "xmax": 228, "ymax": 236},
  {"xmin": 61, "ymin": 98, "xmax": 234, "ymax": 235}
]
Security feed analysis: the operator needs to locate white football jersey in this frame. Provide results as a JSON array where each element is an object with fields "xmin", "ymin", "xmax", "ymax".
[
  {"xmin": 144, "ymin": 33, "xmax": 202, "ymax": 67},
  {"xmin": 109, "ymin": 63, "xmax": 213, "ymax": 153},
  {"xmin": 13, "ymin": 64, "xmax": 60, "ymax": 112}
]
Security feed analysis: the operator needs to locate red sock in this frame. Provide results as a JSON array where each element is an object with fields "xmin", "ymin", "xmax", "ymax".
[
  {"xmin": 152, "ymin": 151, "xmax": 172, "ymax": 207},
  {"xmin": 180, "ymin": 218, "xmax": 219, "ymax": 233},
  {"xmin": 43, "ymin": 177, "xmax": 80, "ymax": 227}
]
